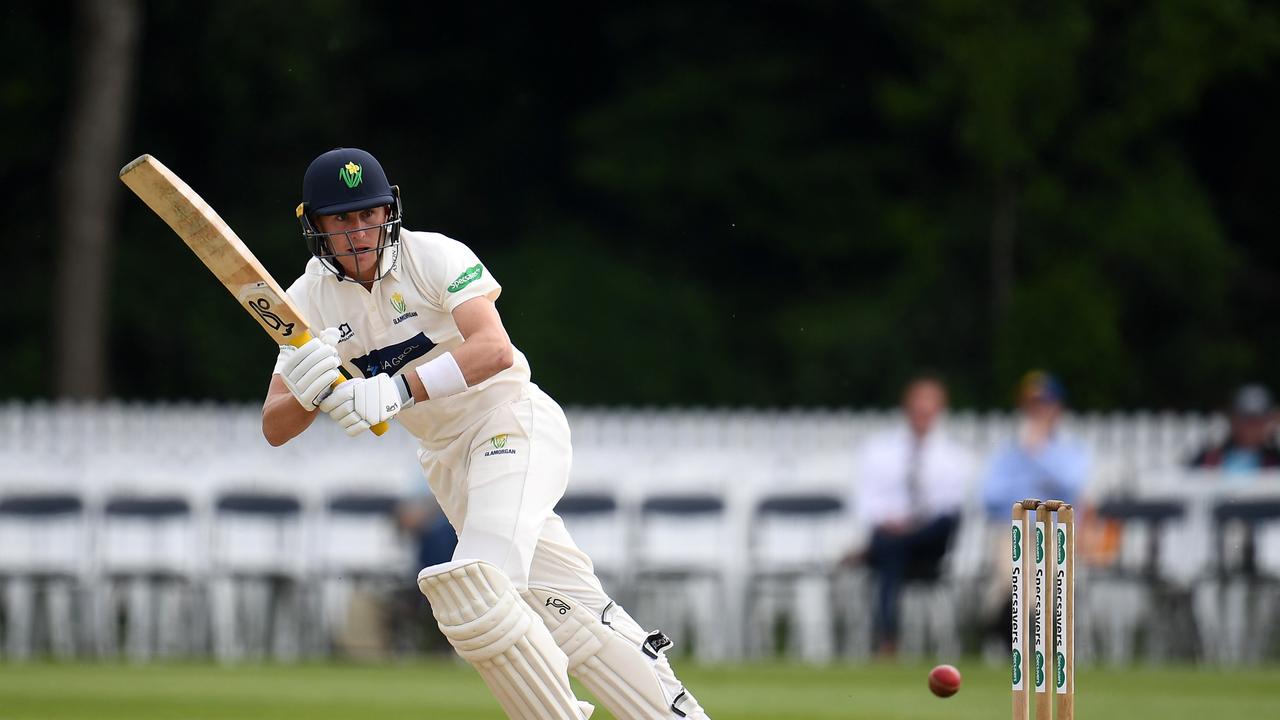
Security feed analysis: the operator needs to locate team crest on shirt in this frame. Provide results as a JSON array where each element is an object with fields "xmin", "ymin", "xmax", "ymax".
[
  {"xmin": 389, "ymin": 292, "xmax": 418, "ymax": 324},
  {"xmin": 484, "ymin": 434, "xmax": 517, "ymax": 457}
]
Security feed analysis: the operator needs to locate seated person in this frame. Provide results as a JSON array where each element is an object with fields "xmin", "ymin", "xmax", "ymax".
[
  {"xmin": 851, "ymin": 374, "xmax": 975, "ymax": 656},
  {"xmin": 1188, "ymin": 383, "xmax": 1280, "ymax": 476}
]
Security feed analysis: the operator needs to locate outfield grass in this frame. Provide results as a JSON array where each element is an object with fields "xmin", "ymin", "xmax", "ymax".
[{"xmin": 0, "ymin": 660, "xmax": 1276, "ymax": 719}]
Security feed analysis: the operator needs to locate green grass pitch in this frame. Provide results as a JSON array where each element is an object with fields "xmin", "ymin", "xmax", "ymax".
[{"xmin": 0, "ymin": 660, "xmax": 1275, "ymax": 719}]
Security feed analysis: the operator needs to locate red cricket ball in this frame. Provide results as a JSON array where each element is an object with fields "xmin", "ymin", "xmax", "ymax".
[{"xmin": 928, "ymin": 664, "xmax": 962, "ymax": 698}]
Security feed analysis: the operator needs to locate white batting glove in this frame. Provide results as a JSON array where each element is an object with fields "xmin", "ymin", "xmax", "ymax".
[
  {"xmin": 319, "ymin": 373, "xmax": 409, "ymax": 436},
  {"xmin": 274, "ymin": 328, "xmax": 342, "ymax": 410}
]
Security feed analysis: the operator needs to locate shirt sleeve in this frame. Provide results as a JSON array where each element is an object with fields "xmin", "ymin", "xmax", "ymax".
[{"xmin": 429, "ymin": 236, "xmax": 502, "ymax": 313}]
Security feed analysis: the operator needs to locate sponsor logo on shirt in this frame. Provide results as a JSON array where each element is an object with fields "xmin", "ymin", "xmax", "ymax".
[
  {"xmin": 337, "ymin": 323, "xmax": 355, "ymax": 343},
  {"xmin": 447, "ymin": 264, "xmax": 483, "ymax": 293},
  {"xmin": 351, "ymin": 332, "xmax": 436, "ymax": 378}
]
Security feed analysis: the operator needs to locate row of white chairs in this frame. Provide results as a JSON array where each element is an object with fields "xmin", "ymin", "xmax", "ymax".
[
  {"xmin": 0, "ymin": 462, "xmax": 415, "ymax": 662},
  {"xmin": 4, "ymin": 456, "xmax": 1279, "ymax": 664},
  {"xmin": 0, "ymin": 400, "xmax": 1275, "ymax": 665}
]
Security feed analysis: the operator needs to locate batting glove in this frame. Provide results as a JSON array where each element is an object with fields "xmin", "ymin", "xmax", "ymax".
[
  {"xmin": 319, "ymin": 373, "xmax": 409, "ymax": 436},
  {"xmin": 274, "ymin": 328, "xmax": 342, "ymax": 409}
]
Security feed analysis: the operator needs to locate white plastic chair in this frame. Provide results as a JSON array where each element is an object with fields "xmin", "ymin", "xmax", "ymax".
[
  {"xmin": 1086, "ymin": 498, "xmax": 1201, "ymax": 664},
  {"xmin": 0, "ymin": 492, "xmax": 90, "ymax": 659},
  {"xmin": 632, "ymin": 492, "xmax": 731, "ymax": 662},
  {"xmin": 315, "ymin": 491, "xmax": 409, "ymax": 658},
  {"xmin": 208, "ymin": 489, "xmax": 308, "ymax": 662},
  {"xmin": 94, "ymin": 495, "xmax": 203, "ymax": 660},
  {"xmin": 1207, "ymin": 498, "xmax": 1280, "ymax": 664},
  {"xmin": 746, "ymin": 493, "xmax": 847, "ymax": 663}
]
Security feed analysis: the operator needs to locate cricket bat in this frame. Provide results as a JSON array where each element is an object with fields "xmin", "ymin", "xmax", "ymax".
[{"xmin": 119, "ymin": 154, "xmax": 389, "ymax": 436}]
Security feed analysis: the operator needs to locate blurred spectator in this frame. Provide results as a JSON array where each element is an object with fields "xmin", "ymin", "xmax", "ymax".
[
  {"xmin": 981, "ymin": 371, "xmax": 1090, "ymax": 517},
  {"xmin": 850, "ymin": 374, "xmax": 976, "ymax": 656},
  {"xmin": 398, "ymin": 496, "xmax": 459, "ymax": 571},
  {"xmin": 392, "ymin": 481, "xmax": 458, "ymax": 654},
  {"xmin": 1188, "ymin": 383, "xmax": 1280, "ymax": 476},
  {"xmin": 980, "ymin": 370, "xmax": 1090, "ymax": 653}
]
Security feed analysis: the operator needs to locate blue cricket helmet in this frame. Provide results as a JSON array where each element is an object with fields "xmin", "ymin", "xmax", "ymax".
[
  {"xmin": 296, "ymin": 147, "xmax": 403, "ymax": 281},
  {"xmin": 301, "ymin": 147, "xmax": 396, "ymax": 215}
]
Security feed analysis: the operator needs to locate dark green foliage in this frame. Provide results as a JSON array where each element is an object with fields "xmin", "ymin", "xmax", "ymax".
[{"xmin": 8, "ymin": 1, "xmax": 1280, "ymax": 409}]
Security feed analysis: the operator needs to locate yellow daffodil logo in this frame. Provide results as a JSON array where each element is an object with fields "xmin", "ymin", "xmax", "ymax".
[
  {"xmin": 390, "ymin": 292, "xmax": 407, "ymax": 314},
  {"xmin": 491, "ymin": 434, "xmax": 508, "ymax": 449},
  {"xmin": 339, "ymin": 161, "xmax": 363, "ymax": 188}
]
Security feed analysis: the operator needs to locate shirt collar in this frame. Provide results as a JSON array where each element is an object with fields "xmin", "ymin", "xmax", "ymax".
[{"xmin": 380, "ymin": 241, "xmax": 402, "ymax": 280}]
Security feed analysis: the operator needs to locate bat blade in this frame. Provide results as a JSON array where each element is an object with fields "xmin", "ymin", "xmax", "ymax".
[
  {"xmin": 119, "ymin": 154, "xmax": 306, "ymax": 346},
  {"xmin": 119, "ymin": 154, "xmax": 388, "ymax": 436}
]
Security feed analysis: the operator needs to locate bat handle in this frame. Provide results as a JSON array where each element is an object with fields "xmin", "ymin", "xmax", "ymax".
[{"xmin": 292, "ymin": 331, "xmax": 390, "ymax": 437}]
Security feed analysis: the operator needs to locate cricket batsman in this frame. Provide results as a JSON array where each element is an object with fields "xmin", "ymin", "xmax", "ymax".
[{"xmin": 261, "ymin": 147, "xmax": 709, "ymax": 719}]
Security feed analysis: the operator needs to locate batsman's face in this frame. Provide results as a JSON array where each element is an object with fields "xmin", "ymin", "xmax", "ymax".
[{"xmin": 315, "ymin": 205, "xmax": 390, "ymax": 281}]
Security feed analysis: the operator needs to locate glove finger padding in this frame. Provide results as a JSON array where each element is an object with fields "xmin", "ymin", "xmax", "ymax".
[
  {"xmin": 330, "ymin": 401, "xmax": 369, "ymax": 436},
  {"xmin": 318, "ymin": 379, "xmax": 354, "ymax": 415},
  {"xmin": 318, "ymin": 374, "xmax": 400, "ymax": 436},
  {"xmin": 318, "ymin": 380, "xmax": 371, "ymax": 436},
  {"xmin": 278, "ymin": 336, "xmax": 342, "ymax": 408},
  {"xmin": 340, "ymin": 414, "xmax": 371, "ymax": 437},
  {"xmin": 280, "ymin": 337, "xmax": 331, "ymax": 377},
  {"xmin": 295, "ymin": 354, "xmax": 340, "ymax": 405}
]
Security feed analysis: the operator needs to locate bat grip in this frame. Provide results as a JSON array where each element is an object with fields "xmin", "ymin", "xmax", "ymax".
[{"xmin": 294, "ymin": 330, "xmax": 389, "ymax": 437}]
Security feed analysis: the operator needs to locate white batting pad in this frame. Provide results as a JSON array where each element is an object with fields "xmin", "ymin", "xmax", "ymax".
[
  {"xmin": 418, "ymin": 560, "xmax": 594, "ymax": 720},
  {"xmin": 525, "ymin": 585, "xmax": 708, "ymax": 719}
]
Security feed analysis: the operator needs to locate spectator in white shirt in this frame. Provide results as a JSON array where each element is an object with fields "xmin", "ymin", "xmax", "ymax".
[{"xmin": 851, "ymin": 374, "xmax": 977, "ymax": 656}]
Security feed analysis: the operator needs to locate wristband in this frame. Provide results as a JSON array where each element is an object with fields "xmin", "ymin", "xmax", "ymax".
[{"xmin": 415, "ymin": 351, "xmax": 468, "ymax": 399}]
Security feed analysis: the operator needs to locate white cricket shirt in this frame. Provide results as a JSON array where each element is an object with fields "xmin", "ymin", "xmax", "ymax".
[{"xmin": 286, "ymin": 229, "xmax": 532, "ymax": 449}]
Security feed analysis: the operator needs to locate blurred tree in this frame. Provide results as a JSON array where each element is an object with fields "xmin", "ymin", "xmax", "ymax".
[
  {"xmin": 1, "ymin": 4, "xmax": 71, "ymax": 398},
  {"xmin": 865, "ymin": 0, "xmax": 1280, "ymax": 406},
  {"xmin": 6, "ymin": 0, "xmax": 1279, "ymax": 410},
  {"xmin": 53, "ymin": 0, "xmax": 140, "ymax": 398}
]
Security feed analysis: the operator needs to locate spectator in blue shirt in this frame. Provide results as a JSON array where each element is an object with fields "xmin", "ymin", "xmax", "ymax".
[
  {"xmin": 982, "ymin": 371, "xmax": 1090, "ymax": 518},
  {"xmin": 979, "ymin": 371, "xmax": 1091, "ymax": 655}
]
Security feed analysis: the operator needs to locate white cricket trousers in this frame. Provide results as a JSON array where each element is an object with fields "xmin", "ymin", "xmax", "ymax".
[
  {"xmin": 418, "ymin": 383, "xmax": 607, "ymax": 603},
  {"xmin": 418, "ymin": 385, "xmax": 709, "ymax": 719}
]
